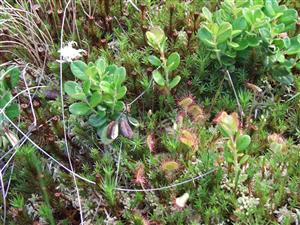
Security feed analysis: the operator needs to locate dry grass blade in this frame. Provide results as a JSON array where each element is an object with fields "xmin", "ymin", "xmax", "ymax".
[{"xmin": 0, "ymin": 1, "xmax": 52, "ymax": 66}]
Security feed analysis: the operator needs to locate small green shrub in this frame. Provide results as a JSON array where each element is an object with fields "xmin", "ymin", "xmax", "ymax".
[
  {"xmin": 198, "ymin": 0, "xmax": 300, "ymax": 84},
  {"xmin": 64, "ymin": 57, "xmax": 133, "ymax": 144},
  {"xmin": 146, "ymin": 27, "xmax": 181, "ymax": 93}
]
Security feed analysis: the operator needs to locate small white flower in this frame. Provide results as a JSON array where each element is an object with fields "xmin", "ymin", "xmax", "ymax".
[
  {"xmin": 175, "ymin": 193, "xmax": 189, "ymax": 208},
  {"xmin": 57, "ymin": 41, "xmax": 86, "ymax": 63}
]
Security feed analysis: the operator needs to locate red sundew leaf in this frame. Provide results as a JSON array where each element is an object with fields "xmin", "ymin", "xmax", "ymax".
[
  {"xmin": 213, "ymin": 110, "xmax": 228, "ymax": 124},
  {"xmin": 134, "ymin": 164, "xmax": 146, "ymax": 186},
  {"xmin": 187, "ymin": 104, "xmax": 205, "ymax": 122},
  {"xmin": 161, "ymin": 160, "xmax": 180, "ymax": 172},
  {"xmin": 176, "ymin": 111, "xmax": 185, "ymax": 128},
  {"xmin": 177, "ymin": 96, "xmax": 194, "ymax": 111},
  {"xmin": 179, "ymin": 129, "xmax": 198, "ymax": 150},
  {"xmin": 230, "ymin": 112, "xmax": 239, "ymax": 129}
]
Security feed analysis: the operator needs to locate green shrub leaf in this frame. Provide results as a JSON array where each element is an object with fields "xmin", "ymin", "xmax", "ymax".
[
  {"xmin": 116, "ymin": 86, "xmax": 127, "ymax": 99},
  {"xmin": 236, "ymin": 134, "xmax": 251, "ymax": 151},
  {"xmin": 153, "ymin": 70, "xmax": 165, "ymax": 86},
  {"xmin": 169, "ymin": 76, "xmax": 181, "ymax": 89},
  {"xmin": 64, "ymin": 81, "xmax": 86, "ymax": 100},
  {"xmin": 198, "ymin": 26, "xmax": 215, "ymax": 47},
  {"xmin": 148, "ymin": 55, "xmax": 161, "ymax": 67},
  {"xmin": 88, "ymin": 113, "xmax": 106, "ymax": 127},
  {"xmin": 95, "ymin": 57, "xmax": 107, "ymax": 76},
  {"xmin": 146, "ymin": 27, "xmax": 166, "ymax": 50},
  {"xmin": 71, "ymin": 60, "xmax": 88, "ymax": 80},
  {"xmin": 100, "ymin": 81, "xmax": 112, "ymax": 94},
  {"xmin": 89, "ymin": 91, "xmax": 102, "ymax": 108},
  {"xmin": 114, "ymin": 67, "xmax": 126, "ymax": 86},
  {"xmin": 202, "ymin": 7, "xmax": 213, "ymax": 21},
  {"xmin": 69, "ymin": 103, "xmax": 90, "ymax": 115},
  {"xmin": 167, "ymin": 52, "xmax": 180, "ymax": 72},
  {"xmin": 217, "ymin": 22, "xmax": 232, "ymax": 44}
]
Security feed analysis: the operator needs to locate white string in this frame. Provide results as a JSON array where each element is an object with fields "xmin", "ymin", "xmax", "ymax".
[
  {"xmin": 127, "ymin": 78, "xmax": 153, "ymax": 107},
  {"xmin": 0, "ymin": 84, "xmax": 94, "ymax": 185},
  {"xmin": 2, "ymin": 100, "xmax": 216, "ymax": 192},
  {"xmin": 0, "ymin": 84, "xmax": 43, "ymax": 170},
  {"xmin": 0, "ymin": 60, "xmax": 217, "ymax": 224},
  {"xmin": 127, "ymin": 0, "xmax": 140, "ymax": 12},
  {"xmin": 115, "ymin": 167, "xmax": 217, "ymax": 192},
  {"xmin": 0, "ymin": 169, "xmax": 6, "ymax": 224},
  {"xmin": 4, "ymin": 163, "xmax": 14, "ymax": 198},
  {"xmin": 225, "ymin": 70, "xmax": 244, "ymax": 122},
  {"xmin": 0, "ymin": 76, "xmax": 39, "ymax": 220},
  {"xmin": 0, "ymin": 87, "xmax": 33, "ymax": 224},
  {"xmin": 59, "ymin": 1, "xmax": 84, "ymax": 223}
]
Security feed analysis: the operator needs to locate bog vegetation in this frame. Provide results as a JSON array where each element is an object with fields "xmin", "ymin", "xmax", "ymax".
[{"xmin": 0, "ymin": 0, "xmax": 300, "ymax": 224}]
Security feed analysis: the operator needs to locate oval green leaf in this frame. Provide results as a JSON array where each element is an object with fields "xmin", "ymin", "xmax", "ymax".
[
  {"xmin": 148, "ymin": 55, "xmax": 161, "ymax": 67},
  {"xmin": 70, "ymin": 60, "xmax": 88, "ymax": 81},
  {"xmin": 89, "ymin": 91, "xmax": 102, "ymax": 108},
  {"xmin": 64, "ymin": 81, "xmax": 86, "ymax": 100},
  {"xmin": 167, "ymin": 52, "xmax": 180, "ymax": 72},
  {"xmin": 88, "ymin": 113, "xmax": 106, "ymax": 127},
  {"xmin": 169, "ymin": 75, "xmax": 181, "ymax": 89},
  {"xmin": 116, "ymin": 86, "xmax": 127, "ymax": 99},
  {"xmin": 153, "ymin": 70, "xmax": 165, "ymax": 86},
  {"xmin": 69, "ymin": 103, "xmax": 90, "ymax": 116},
  {"xmin": 197, "ymin": 26, "xmax": 215, "ymax": 47},
  {"xmin": 217, "ymin": 22, "xmax": 232, "ymax": 44},
  {"xmin": 236, "ymin": 134, "xmax": 251, "ymax": 151}
]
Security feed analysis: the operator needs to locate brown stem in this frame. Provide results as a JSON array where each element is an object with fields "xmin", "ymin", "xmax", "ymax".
[
  {"xmin": 106, "ymin": 16, "xmax": 113, "ymax": 32},
  {"xmin": 140, "ymin": 4, "xmax": 146, "ymax": 22},
  {"xmin": 88, "ymin": 16, "xmax": 95, "ymax": 36},
  {"xmin": 104, "ymin": 0, "xmax": 110, "ymax": 16},
  {"xmin": 193, "ymin": 12, "xmax": 200, "ymax": 32},
  {"xmin": 169, "ymin": 5, "xmax": 175, "ymax": 37},
  {"xmin": 187, "ymin": 30, "xmax": 193, "ymax": 48}
]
